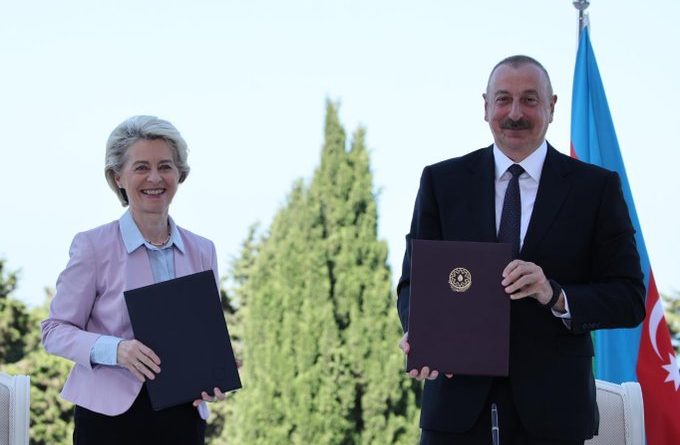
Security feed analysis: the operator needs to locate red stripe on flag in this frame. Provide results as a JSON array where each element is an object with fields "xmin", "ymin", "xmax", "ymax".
[{"xmin": 636, "ymin": 272, "xmax": 680, "ymax": 444}]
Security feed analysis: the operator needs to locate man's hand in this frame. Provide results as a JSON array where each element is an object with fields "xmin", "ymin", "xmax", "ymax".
[
  {"xmin": 399, "ymin": 332, "xmax": 453, "ymax": 380},
  {"xmin": 502, "ymin": 259, "xmax": 554, "ymax": 303},
  {"xmin": 117, "ymin": 339, "xmax": 161, "ymax": 382}
]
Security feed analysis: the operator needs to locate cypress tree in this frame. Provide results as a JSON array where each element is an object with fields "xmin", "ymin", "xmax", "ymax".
[{"xmin": 227, "ymin": 101, "xmax": 420, "ymax": 444}]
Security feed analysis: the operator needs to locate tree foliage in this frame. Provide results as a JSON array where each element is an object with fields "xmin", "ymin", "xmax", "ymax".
[
  {"xmin": 222, "ymin": 101, "xmax": 420, "ymax": 444},
  {"xmin": 207, "ymin": 224, "xmax": 260, "ymax": 444},
  {"xmin": 3, "ymin": 348, "xmax": 74, "ymax": 445},
  {"xmin": 0, "ymin": 265, "xmax": 74, "ymax": 445},
  {"xmin": 0, "ymin": 260, "xmax": 34, "ymax": 364}
]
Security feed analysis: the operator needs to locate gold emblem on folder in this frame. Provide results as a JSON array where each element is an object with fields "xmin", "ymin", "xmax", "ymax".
[{"xmin": 449, "ymin": 267, "xmax": 472, "ymax": 292}]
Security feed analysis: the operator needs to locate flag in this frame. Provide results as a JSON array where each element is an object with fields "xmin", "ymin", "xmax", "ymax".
[{"xmin": 571, "ymin": 24, "xmax": 680, "ymax": 444}]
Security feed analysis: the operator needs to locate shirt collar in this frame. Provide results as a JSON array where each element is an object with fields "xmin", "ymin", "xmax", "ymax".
[
  {"xmin": 119, "ymin": 210, "xmax": 185, "ymax": 254},
  {"xmin": 493, "ymin": 140, "xmax": 547, "ymax": 183}
]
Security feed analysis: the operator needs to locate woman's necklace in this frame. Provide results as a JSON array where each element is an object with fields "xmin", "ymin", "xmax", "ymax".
[{"xmin": 146, "ymin": 232, "xmax": 171, "ymax": 247}]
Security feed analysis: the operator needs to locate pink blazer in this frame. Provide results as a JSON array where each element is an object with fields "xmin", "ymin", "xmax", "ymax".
[{"xmin": 41, "ymin": 218, "xmax": 218, "ymax": 415}]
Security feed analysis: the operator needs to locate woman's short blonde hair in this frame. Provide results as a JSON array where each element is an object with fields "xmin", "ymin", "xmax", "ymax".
[{"xmin": 104, "ymin": 115, "xmax": 190, "ymax": 206}]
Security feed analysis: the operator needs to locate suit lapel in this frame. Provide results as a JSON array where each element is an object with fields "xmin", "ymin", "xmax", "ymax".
[
  {"xmin": 465, "ymin": 146, "xmax": 497, "ymax": 242},
  {"xmin": 521, "ymin": 145, "xmax": 571, "ymax": 257}
]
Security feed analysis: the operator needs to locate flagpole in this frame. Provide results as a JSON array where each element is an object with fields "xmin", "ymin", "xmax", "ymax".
[{"xmin": 573, "ymin": 0, "xmax": 590, "ymax": 35}]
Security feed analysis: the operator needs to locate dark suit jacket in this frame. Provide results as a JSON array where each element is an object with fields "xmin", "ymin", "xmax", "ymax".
[{"xmin": 397, "ymin": 144, "xmax": 645, "ymax": 440}]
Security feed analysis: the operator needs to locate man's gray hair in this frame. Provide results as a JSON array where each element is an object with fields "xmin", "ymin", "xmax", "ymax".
[
  {"xmin": 487, "ymin": 55, "xmax": 554, "ymax": 96},
  {"xmin": 104, "ymin": 115, "xmax": 190, "ymax": 206}
]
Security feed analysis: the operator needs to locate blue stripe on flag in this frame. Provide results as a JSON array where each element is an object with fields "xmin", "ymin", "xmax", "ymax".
[{"xmin": 570, "ymin": 26, "xmax": 648, "ymax": 383}]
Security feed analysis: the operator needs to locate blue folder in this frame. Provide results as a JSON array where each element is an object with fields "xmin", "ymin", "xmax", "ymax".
[{"xmin": 124, "ymin": 270, "xmax": 241, "ymax": 410}]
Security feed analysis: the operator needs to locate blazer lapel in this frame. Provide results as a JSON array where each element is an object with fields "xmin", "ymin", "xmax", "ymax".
[
  {"xmin": 465, "ymin": 146, "xmax": 497, "ymax": 242},
  {"xmin": 521, "ymin": 145, "xmax": 571, "ymax": 257}
]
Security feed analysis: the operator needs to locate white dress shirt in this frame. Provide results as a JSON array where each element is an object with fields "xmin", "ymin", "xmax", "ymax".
[{"xmin": 492, "ymin": 141, "xmax": 571, "ymax": 320}]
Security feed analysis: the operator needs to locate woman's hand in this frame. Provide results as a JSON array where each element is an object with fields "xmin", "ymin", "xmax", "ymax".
[
  {"xmin": 117, "ymin": 339, "xmax": 161, "ymax": 382},
  {"xmin": 193, "ymin": 387, "xmax": 226, "ymax": 407}
]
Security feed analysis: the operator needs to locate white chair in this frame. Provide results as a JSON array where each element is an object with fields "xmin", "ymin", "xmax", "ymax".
[
  {"xmin": 0, "ymin": 372, "xmax": 30, "ymax": 445},
  {"xmin": 585, "ymin": 379, "xmax": 645, "ymax": 445}
]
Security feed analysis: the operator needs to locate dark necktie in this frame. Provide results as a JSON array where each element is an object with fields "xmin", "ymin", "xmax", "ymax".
[{"xmin": 498, "ymin": 164, "xmax": 525, "ymax": 259}]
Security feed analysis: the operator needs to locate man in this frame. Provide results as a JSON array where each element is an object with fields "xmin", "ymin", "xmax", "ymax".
[{"xmin": 397, "ymin": 55, "xmax": 645, "ymax": 444}]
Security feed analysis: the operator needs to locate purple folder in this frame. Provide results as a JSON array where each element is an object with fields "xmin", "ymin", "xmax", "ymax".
[{"xmin": 407, "ymin": 240, "xmax": 511, "ymax": 376}]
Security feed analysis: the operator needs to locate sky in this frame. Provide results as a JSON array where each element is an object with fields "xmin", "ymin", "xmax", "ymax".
[{"xmin": 1, "ymin": 0, "xmax": 679, "ymax": 307}]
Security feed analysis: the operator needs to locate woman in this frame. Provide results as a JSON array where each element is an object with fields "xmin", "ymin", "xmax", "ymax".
[{"xmin": 41, "ymin": 115, "xmax": 225, "ymax": 445}]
